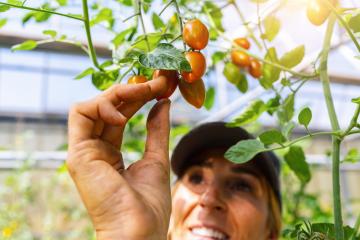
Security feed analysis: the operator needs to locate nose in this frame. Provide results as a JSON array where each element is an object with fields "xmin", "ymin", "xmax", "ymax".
[{"xmin": 198, "ymin": 183, "xmax": 226, "ymax": 211}]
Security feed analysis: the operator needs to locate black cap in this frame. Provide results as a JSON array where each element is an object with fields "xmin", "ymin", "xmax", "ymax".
[{"xmin": 171, "ymin": 122, "xmax": 281, "ymax": 207}]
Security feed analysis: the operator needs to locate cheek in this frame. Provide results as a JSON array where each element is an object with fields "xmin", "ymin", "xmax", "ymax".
[
  {"xmin": 172, "ymin": 184, "xmax": 198, "ymax": 225},
  {"xmin": 228, "ymin": 199, "xmax": 269, "ymax": 239}
]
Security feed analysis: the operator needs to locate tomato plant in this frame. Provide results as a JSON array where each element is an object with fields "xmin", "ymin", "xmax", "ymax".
[{"xmin": 1, "ymin": 0, "xmax": 360, "ymax": 239}]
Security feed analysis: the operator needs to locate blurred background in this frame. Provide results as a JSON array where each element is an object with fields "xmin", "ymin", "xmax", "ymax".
[{"xmin": 0, "ymin": 0, "xmax": 359, "ymax": 239}]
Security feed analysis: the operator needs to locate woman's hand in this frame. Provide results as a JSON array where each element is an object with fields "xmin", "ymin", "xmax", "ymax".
[{"xmin": 67, "ymin": 77, "xmax": 172, "ymax": 240}]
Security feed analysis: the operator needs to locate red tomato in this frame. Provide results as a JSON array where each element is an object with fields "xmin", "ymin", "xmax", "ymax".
[
  {"xmin": 152, "ymin": 69, "xmax": 179, "ymax": 100},
  {"xmin": 233, "ymin": 37, "xmax": 251, "ymax": 50},
  {"xmin": 179, "ymin": 78, "xmax": 205, "ymax": 109},
  {"xmin": 248, "ymin": 58, "xmax": 262, "ymax": 78},
  {"xmin": 181, "ymin": 51, "xmax": 206, "ymax": 83},
  {"xmin": 183, "ymin": 19, "xmax": 209, "ymax": 50},
  {"xmin": 231, "ymin": 51, "xmax": 251, "ymax": 68}
]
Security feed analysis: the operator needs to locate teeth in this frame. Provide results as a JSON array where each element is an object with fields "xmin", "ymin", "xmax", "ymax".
[{"xmin": 191, "ymin": 227, "xmax": 228, "ymax": 240}]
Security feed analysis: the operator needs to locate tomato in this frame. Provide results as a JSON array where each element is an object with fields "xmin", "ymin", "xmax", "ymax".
[
  {"xmin": 233, "ymin": 37, "xmax": 250, "ymax": 50},
  {"xmin": 231, "ymin": 50, "xmax": 250, "ymax": 68},
  {"xmin": 179, "ymin": 78, "xmax": 205, "ymax": 109},
  {"xmin": 127, "ymin": 75, "xmax": 147, "ymax": 84},
  {"xmin": 248, "ymin": 58, "xmax": 262, "ymax": 78},
  {"xmin": 152, "ymin": 69, "xmax": 179, "ymax": 100},
  {"xmin": 181, "ymin": 51, "xmax": 206, "ymax": 83},
  {"xmin": 307, "ymin": 0, "xmax": 337, "ymax": 26},
  {"xmin": 183, "ymin": 19, "xmax": 209, "ymax": 50}
]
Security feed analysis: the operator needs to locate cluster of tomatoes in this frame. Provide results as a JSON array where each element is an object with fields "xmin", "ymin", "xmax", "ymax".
[
  {"xmin": 307, "ymin": 0, "xmax": 337, "ymax": 26},
  {"xmin": 128, "ymin": 19, "xmax": 209, "ymax": 109},
  {"xmin": 231, "ymin": 37, "xmax": 262, "ymax": 79}
]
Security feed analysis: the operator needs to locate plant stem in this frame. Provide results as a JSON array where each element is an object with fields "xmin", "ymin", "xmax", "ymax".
[
  {"xmin": 82, "ymin": 0, "xmax": 102, "ymax": 70},
  {"xmin": 342, "ymin": 105, "xmax": 360, "ymax": 137},
  {"xmin": 231, "ymin": 1, "xmax": 262, "ymax": 50},
  {"xmin": 172, "ymin": 0, "xmax": 186, "ymax": 51},
  {"xmin": 116, "ymin": 62, "xmax": 136, "ymax": 83},
  {"xmin": 323, "ymin": 0, "xmax": 360, "ymax": 53},
  {"xmin": 320, "ymin": 13, "xmax": 344, "ymax": 240},
  {"xmin": 0, "ymin": 2, "xmax": 84, "ymax": 21},
  {"xmin": 159, "ymin": 0, "xmax": 173, "ymax": 16},
  {"xmin": 138, "ymin": 0, "xmax": 150, "ymax": 52}
]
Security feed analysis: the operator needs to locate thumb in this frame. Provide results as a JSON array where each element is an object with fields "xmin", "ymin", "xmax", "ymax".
[{"xmin": 144, "ymin": 99, "xmax": 171, "ymax": 165}]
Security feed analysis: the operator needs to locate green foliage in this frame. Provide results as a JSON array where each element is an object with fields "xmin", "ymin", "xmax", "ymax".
[
  {"xmin": 152, "ymin": 13, "xmax": 165, "ymax": 30},
  {"xmin": 277, "ymin": 93, "xmax": 295, "ymax": 123},
  {"xmin": 259, "ymin": 129, "xmax": 286, "ymax": 145},
  {"xmin": 342, "ymin": 148, "xmax": 360, "ymax": 163},
  {"xmin": 75, "ymin": 67, "xmax": 95, "ymax": 80},
  {"xmin": 211, "ymin": 51, "xmax": 227, "ymax": 65},
  {"xmin": 280, "ymin": 45, "xmax": 305, "ymax": 69},
  {"xmin": 223, "ymin": 62, "xmax": 248, "ymax": 93},
  {"xmin": 227, "ymin": 99, "xmax": 267, "ymax": 127},
  {"xmin": 139, "ymin": 43, "xmax": 191, "ymax": 71},
  {"xmin": 91, "ymin": 70, "xmax": 119, "ymax": 90},
  {"xmin": 263, "ymin": 16, "xmax": 281, "ymax": 42},
  {"xmin": 11, "ymin": 40, "xmax": 37, "ymax": 51},
  {"xmin": 0, "ymin": 18, "xmax": 7, "ymax": 28},
  {"xmin": 259, "ymin": 47, "xmax": 281, "ymax": 89},
  {"xmin": 43, "ymin": 29, "xmax": 57, "ymax": 38},
  {"xmin": 284, "ymin": 146, "xmax": 311, "ymax": 184},
  {"xmin": 349, "ymin": 14, "xmax": 360, "ymax": 33},
  {"xmin": 204, "ymin": 86, "xmax": 215, "ymax": 110},
  {"xmin": 298, "ymin": 107, "xmax": 312, "ymax": 128},
  {"xmin": 225, "ymin": 139, "xmax": 266, "ymax": 164}
]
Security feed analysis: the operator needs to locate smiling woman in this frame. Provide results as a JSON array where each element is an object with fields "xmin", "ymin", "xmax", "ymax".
[{"xmin": 168, "ymin": 122, "xmax": 282, "ymax": 240}]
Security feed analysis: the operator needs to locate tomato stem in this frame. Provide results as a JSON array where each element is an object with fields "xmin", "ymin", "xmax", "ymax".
[
  {"xmin": 172, "ymin": 0, "xmax": 186, "ymax": 51},
  {"xmin": 341, "ymin": 105, "xmax": 360, "ymax": 138},
  {"xmin": 82, "ymin": 0, "xmax": 102, "ymax": 71},
  {"xmin": 138, "ymin": 0, "xmax": 150, "ymax": 52},
  {"xmin": 0, "ymin": 2, "xmax": 84, "ymax": 21},
  {"xmin": 320, "ymin": 13, "xmax": 344, "ymax": 240}
]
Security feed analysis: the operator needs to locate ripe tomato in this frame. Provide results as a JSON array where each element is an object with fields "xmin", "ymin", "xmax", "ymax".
[
  {"xmin": 248, "ymin": 58, "xmax": 262, "ymax": 78},
  {"xmin": 231, "ymin": 50, "xmax": 250, "ymax": 68},
  {"xmin": 183, "ymin": 19, "xmax": 209, "ymax": 50},
  {"xmin": 181, "ymin": 51, "xmax": 206, "ymax": 83},
  {"xmin": 307, "ymin": 0, "xmax": 337, "ymax": 26},
  {"xmin": 179, "ymin": 78, "xmax": 205, "ymax": 109},
  {"xmin": 152, "ymin": 69, "xmax": 179, "ymax": 100},
  {"xmin": 127, "ymin": 75, "xmax": 147, "ymax": 84},
  {"xmin": 233, "ymin": 37, "xmax": 250, "ymax": 50}
]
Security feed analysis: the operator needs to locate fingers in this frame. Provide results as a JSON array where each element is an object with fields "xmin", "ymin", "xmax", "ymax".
[
  {"xmin": 143, "ymin": 99, "xmax": 171, "ymax": 165},
  {"xmin": 68, "ymin": 77, "xmax": 168, "ymax": 147}
]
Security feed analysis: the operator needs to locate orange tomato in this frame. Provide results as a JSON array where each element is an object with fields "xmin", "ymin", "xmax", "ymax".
[
  {"xmin": 152, "ymin": 69, "xmax": 179, "ymax": 100},
  {"xmin": 248, "ymin": 58, "xmax": 262, "ymax": 78},
  {"xmin": 127, "ymin": 75, "xmax": 147, "ymax": 84},
  {"xmin": 183, "ymin": 19, "xmax": 209, "ymax": 50},
  {"xmin": 181, "ymin": 51, "xmax": 206, "ymax": 83},
  {"xmin": 233, "ymin": 37, "xmax": 250, "ymax": 50},
  {"xmin": 179, "ymin": 78, "xmax": 205, "ymax": 109},
  {"xmin": 231, "ymin": 51, "xmax": 250, "ymax": 68}
]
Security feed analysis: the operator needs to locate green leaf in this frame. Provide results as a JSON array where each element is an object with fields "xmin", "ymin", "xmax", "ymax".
[
  {"xmin": 43, "ymin": 29, "xmax": 57, "ymax": 38},
  {"xmin": 298, "ymin": 107, "xmax": 312, "ymax": 127},
  {"xmin": 0, "ymin": 18, "xmax": 7, "ymax": 28},
  {"xmin": 117, "ymin": 0, "xmax": 133, "ymax": 6},
  {"xmin": 259, "ymin": 47, "xmax": 280, "ymax": 89},
  {"xmin": 266, "ymin": 95, "xmax": 280, "ymax": 115},
  {"xmin": 56, "ymin": 0, "xmax": 68, "ymax": 6},
  {"xmin": 75, "ymin": 67, "xmax": 95, "ymax": 80},
  {"xmin": 282, "ymin": 121, "xmax": 295, "ymax": 139},
  {"xmin": 132, "ymin": 32, "xmax": 173, "ymax": 52},
  {"xmin": 225, "ymin": 139, "xmax": 266, "ymax": 164},
  {"xmin": 211, "ymin": 51, "xmax": 227, "ymax": 65},
  {"xmin": 204, "ymin": 87, "xmax": 215, "ymax": 110},
  {"xmin": 0, "ymin": 5, "xmax": 10, "ymax": 12},
  {"xmin": 112, "ymin": 27, "xmax": 135, "ymax": 48},
  {"xmin": 280, "ymin": 45, "xmax": 305, "ymax": 69},
  {"xmin": 138, "ymin": 43, "xmax": 191, "ymax": 71},
  {"xmin": 352, "ymin": 97, "xmax": 360, "ymax": 104},
  {"xmin": 284, "ymin": 146, "xmax": 311, "ymax": 183},
  {"xmin": 11, "ymin": 40, "xmax": 37, "ymax": 51},
  {"xmin": 202, "ymin": 1, "xmax": 224, "ymax": 32},
  {"xmin": 152, "ymin": 13, "xmax": 165, "ymax": 30},
  {"xmin": 263, "ymin": 16, "xmax": 280, "ymax": 42},
  {"xmin": 277, "ymin": 93, "xmax": 295, "ymax": 123},
  {"xmin": 342, "ymin": 148, "xmax": 359, "ymax": 163},
  {"xmin": 259, "ymin": 129, "xmax": 286, "ymax": 145},
  {"xmin": 92, "ymin": 70, "xmax": 118, "ymax": 91},
  {"xmin": 227, "ymin": 100, "xmax": 266, "ymax": 127},
  {"xmin": 8, "ymin": 0, "xmax": 23, "ymax": 5},
  {"xmin": 349, "ymin": 14, "xmax": 360, "ymax": 33},
  {"xmin": 235, "ymin": 73, "xmax": 248, "ymax": 93},
  {"xmin": 90, "ymin": 8, "xmax": 114, "ymax": 28}
]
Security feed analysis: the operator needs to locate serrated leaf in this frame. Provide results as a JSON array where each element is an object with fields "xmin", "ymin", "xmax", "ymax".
[
  {"xmin": 0, "ymin": 18, "xmax": 7, "ymax": 28},
  {"xmin": 227, "ymin": 100, "xmax": 266, "ymax": 127},
  {"xmin": 75, "ymin": 67, "xmax": 95, "ymax": 80},
  {"xmin": 139, "ymin": 43, "xmax": 191, "ymax": 71},
  {"xmin": 152, "ymin": 13, "xmax": 165, "ymax": 30},
  {"xmin": 349, "ymin": 14, "xmax": 360, "ymax": 33},
  {"xmin": 11, "ymin": 40, "xmax": 37, "ymax": 51},
  {"xmin": 263, "ymin": 16, "xmax": 280, "ymax": 42},
  {"xmin": 259, "ymin": 47, "xmax": 280, "ymax": 89},
  {"xmin": 225, "ymin": 139, "xmax": 266, "ymax": 164},
  {"xmin": 43, "ymin": 29, "xmax": 57, "ymax": 38},
  {"xmin": 298, "ymin": 107, "xmax": 312, "ymax": 127},
  {"xmin": 280, "ymin": 45, "xmax": 305, "ymax": 68},
  {"xmin": 284, "ymin": 146, "xmax": 311, "ymax": 183},
  {"xmin": 259, "ymin": 129, "xmax": 286, "ymax": 145},
  {"xmin": 204, "ymin": 87, "xmax": 215, "ymax": 110}
]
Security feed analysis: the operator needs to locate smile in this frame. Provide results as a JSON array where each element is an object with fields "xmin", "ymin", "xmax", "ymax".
[{"xmin": 190, "ymin": 227, "xmax": 230, "ymax": 240}]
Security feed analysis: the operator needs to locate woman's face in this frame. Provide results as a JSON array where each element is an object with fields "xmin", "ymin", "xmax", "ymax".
[{"xmin": 170, "ymin": 149, "xmax": 272, "ymax": 240}]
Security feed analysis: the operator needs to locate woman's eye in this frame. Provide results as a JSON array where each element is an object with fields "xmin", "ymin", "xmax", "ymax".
[
  {"xmin": 188, "ymin": 173, "xmax": 203, "ymax": 185},
  {"xmin": 228, "ymin": 180, "xmax": 252, "ymax": 193}
]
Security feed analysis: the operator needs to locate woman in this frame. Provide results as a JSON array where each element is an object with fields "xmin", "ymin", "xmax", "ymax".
[{"xmin": 67, "ymin": 76, "xmax": 281, "ymax": 240}]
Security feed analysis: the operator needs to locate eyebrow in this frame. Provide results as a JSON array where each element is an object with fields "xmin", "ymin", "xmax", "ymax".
[{"xmin": 230, "ymin": 165, "xmax": 260, "ymax": 177}]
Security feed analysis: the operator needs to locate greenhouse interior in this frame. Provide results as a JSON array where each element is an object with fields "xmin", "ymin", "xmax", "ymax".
[{"xmin": 0, "ymin": 0, "xmax": 359, "ymax": 239}]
